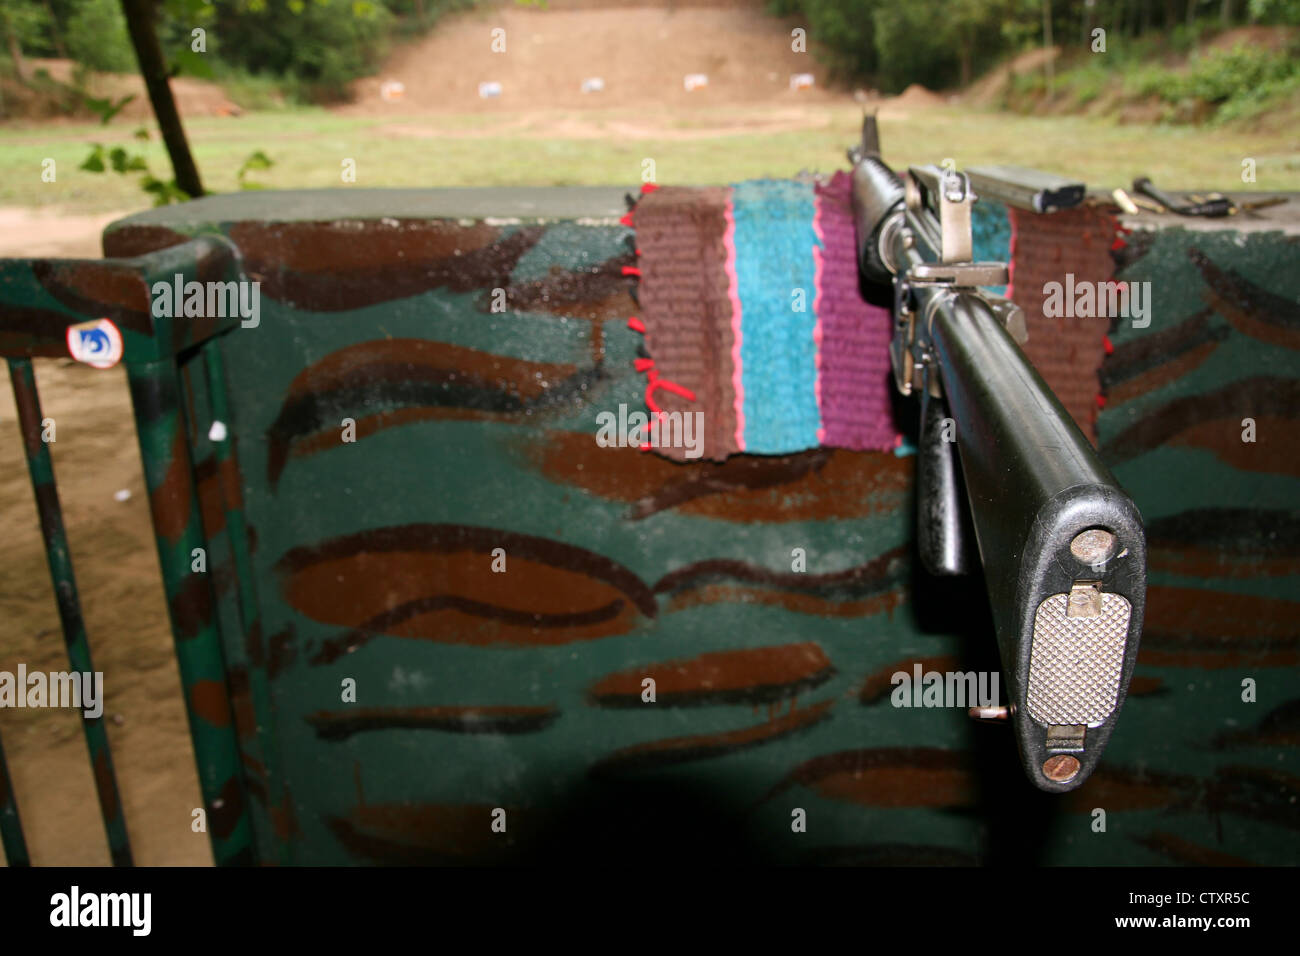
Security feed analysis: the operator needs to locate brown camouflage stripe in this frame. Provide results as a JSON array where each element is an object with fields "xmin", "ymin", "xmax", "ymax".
[
  {"xmin": 1132, "ymin": 832, "xmax": 1256, "ymax": 867},
  {"xmin": 652, "ymin": 545, "xmax": 906, "ymax": 601},
  {"xmin": 307, "ymin": 706, "xmax": 561, "ymax": 740},
  {"xmin": 590, "ymin": 699, "xmax": 835, "ymax": 776},
  {"xmin": 266, "ymin": 339, "xmax": 594, "ymax": 487},
  {"xmin": 588, "ymin": 643, "xmax": 835, "ymax": 708},
  {"xmin": 1062, "ymin": 763, "xmax": 1300, "ymax": 831},
  {"xmin": 1211, "ymin": 699, "xmax": 1300, "ymax": 750},
  {"xmin": 760, "ymin": 747, "xmax": 977, "ymax": 809},
  {"xmin": 32, "ymin": 260, "xmax": 152, "ymax": 332},
  {"xmin": 226, "ymin": 221, "xmax": 545, "ymax": 311},
  {"xmin": 530, "ymin": 434, "xmax": 912, "ymax": 522},
  {"xmin": 327, "ymin": 802, "xmax": 526, "ymax": 863},
  {"xmin": 1147, "ymin": 507, "xmax": 1300, "ymax": 579},
  {"xmin": 857, "ymin": 655, "xmax": 961, "ymax": 705},
  {"xmin": 1189, "ymin": 246, "xmax": 1300, "ymax": 350},
  {"xmin": 277, "ymin": 524, "xmax": 657, "ymax": 660},
  {"xmin": 1100, "ymin": 376, "xmax": 1300, "ymax": 474}
]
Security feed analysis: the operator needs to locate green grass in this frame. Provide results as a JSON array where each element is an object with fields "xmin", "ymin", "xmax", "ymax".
[{"xmin": 0, "ymin": 104, "xmax": 1296, "ymax": 215}]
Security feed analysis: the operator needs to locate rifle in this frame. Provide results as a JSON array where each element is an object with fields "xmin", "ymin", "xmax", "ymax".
[{"xmin": 848, "ymin": 115, "xmax": 1147, "ymax": 792}]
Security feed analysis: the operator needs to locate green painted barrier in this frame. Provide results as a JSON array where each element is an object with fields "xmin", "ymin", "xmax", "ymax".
[{"xmin": 0, "ymin": 189, "xmax": 1296, "ymax": 865}]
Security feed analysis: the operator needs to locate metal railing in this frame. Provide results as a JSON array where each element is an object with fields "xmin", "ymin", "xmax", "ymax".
[{"xmin": 0, "ymin": 238, "xmax": 257, "ymax": 866}]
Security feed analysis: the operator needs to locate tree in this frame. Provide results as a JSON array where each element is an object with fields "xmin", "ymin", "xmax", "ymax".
[
  {"xmin": 68, "ymin": 0, "xmax": 137, "ymax": 73},
  {"xmin": 120, "ymin": 0, "xmax": 204, "ymax": 197},
  {"xmin": 0, "ymin": 0, "xmax": 51, "ymax": 82}
]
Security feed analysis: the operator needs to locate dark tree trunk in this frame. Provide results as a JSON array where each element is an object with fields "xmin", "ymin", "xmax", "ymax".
[
  {"xmin": 120, "ymin": 0, "xmax": 204, "ymax": 198},
  {"xmin": 1164, "ymin": 0, "xmax": 1177, "ymax": 30},
  {"xmin": 960, "ymin": 26, "xmax": 972, "ymax": 87},
  {"xmin": 43, "ymin": 0, "xmax": 67, "ymax": 57},
  {"xmin": 1042, "ymin": 0, "xmax": 1054, "ymax": 93},
  {"xmin": 2, "ymin": 12, "xmax": 30, "ymax": 82}
]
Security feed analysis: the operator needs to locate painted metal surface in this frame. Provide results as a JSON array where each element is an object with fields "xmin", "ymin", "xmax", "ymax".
[
  {"xmin": 0, "ymin": 240, "xmax": 253, "ymax": 866},
  {"xmin": 126, "ymin": 358, "xmax": 254, "ymax": 866},
  {"xmin": 0, "ymin": 189, "xmax": 1295, "ymax": 865},
  {"xmin": 6, "ymin": 358, "xmax": 132, "ymax": 866},
  {"xmin": 0, "ymin": 732, "xmax": 29, "ymax": 866}
]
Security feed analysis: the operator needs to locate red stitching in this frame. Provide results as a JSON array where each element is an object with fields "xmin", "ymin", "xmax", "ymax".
[
  {"xmin": 648, "ymin": 377, "xmax": 697, "ymax": 403},
  {"xmin": 621, "ymin": 266, "xmax": 641, "ymax": 277},
  {"xmin": 627, "ymin": 316, "xmax": 646, "ymax": 333}
]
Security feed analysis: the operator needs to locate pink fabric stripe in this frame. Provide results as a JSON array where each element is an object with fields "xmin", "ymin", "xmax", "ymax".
[
  {"xmin": 812, "ymin": 171, "xmax": 897, "ymax": 451},
  {"xmin": 723, "ymin": 190, "xmax": 745, "ymax": 451},
  {"xmin": 811, "ymin": 189, "xmax": 827, "ymax": 444}
]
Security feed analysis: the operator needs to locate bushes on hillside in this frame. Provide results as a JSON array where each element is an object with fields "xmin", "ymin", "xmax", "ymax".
[
  {"xmin": 769, "ymin": 0, "xmax": 1026, "ymax": 93},
  {"xmin": 19, "ymin": 0, "xmax": 480, "ymax": 103},
  {"xmin": 208, "ymin": 0, "xmax": 392, "ymax": 102},
  {"xmin": 65, "ymin": 0, "xmax": 136, "ymax": 73},
  {"xmin": 772, "ymin": 0, "xmax": 1300, "ymax": 94}
]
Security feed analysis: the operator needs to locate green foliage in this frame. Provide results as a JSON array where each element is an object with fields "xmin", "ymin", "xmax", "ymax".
[
  {"xmin": 1029, "ymin": 34, "xmax": 1300, "ymax": 126},
  {"xmin": 236, "ymin": 148, "xmax": 274, "ymax": 188},
  {"xmin": 212, "ymin": 67, "xmax": 288, "ymax": 110},
  {"xmin": 766, "ymin": 0, "xmax": 877, "ymax": 80},
  {"xmin": 0, "ymin": 0, "xmax": 52, "ymax": 55},
  {"xmin": 1068, "ymin": 64, "xmax": 1107, "ymax": 108},
  {"xmin": 80, "ymin": 125, "xmax": 190, "ymax": 206},
  {"xmin": 80, "ymin": 129, "xmax": 275, "ymax": 204},
  {"xmin": 1248, "ymin": 0, "xmax": 1300, "ymax": 24},
  {"xmin": 209, "ymin": 0, "xmax": 394, "ymax": 102},
  {"xmin": 771, "ymin": 0, "xmax": 1027, "ymax": 92},
  {"xmin": 65, "ymin": 0, "xmax": 137, "ymax": 73},
  {"xmin": 1214, "ymin": 68, "xmax": 1300, "ymax": 123},
  {"xmin": 80, "ymin": 140, "xmax": 185, "ymax": 205},
  {"xmin": 83, "ymin": 93, "xmax": 136, "ymax": 124},
  {"xmin": 1171, "ymin": 43, "xmax": 1296, "ymax": 104}
]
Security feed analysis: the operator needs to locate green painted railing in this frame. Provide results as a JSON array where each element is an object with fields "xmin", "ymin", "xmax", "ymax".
[{"xmin": 0, "ymin": 238, "xmax": 254, "ymax": 866}]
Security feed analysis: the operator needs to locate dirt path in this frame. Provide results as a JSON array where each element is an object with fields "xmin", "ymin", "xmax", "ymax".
[
  {"xmin": 342, "ymin": 2, "xmax": 844, "ymax": 113},
  {"xmin": 0, "ymin": 207, "xmax": 127, "ymax": 259}
]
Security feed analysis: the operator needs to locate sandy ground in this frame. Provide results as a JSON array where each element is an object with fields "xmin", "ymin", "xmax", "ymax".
[
  {"xmin": 344, "ymin": 3, "xmax": 842, "ymax": 113},
  {"xmin": 0, "ymin": 208, "xmax": 212, "ymax": 865},
  {"xmin": 0, "ymin": 354, "xmax": 212, "ymax": 866},
  {"xmin": 0, "ymin": 208, "xmax": 125, "ymax": 259}
]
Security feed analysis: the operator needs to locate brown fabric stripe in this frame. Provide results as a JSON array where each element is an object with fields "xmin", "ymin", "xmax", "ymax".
[
  {"xmin": 1009, "ymin": 205, "xmax": 1119, "ymax": 442},
  {"xmin": 635, "ymin": 186, "xmax": 738, "ymax": 462}
]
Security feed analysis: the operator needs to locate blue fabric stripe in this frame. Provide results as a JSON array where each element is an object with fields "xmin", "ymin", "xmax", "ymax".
[
  {"xmin": 971, "ymin": 198, "xmax": 1012, "ymax": 298},
  {"xmin": 731, "ymin": 179, "xmax": 821, "ymax": 454}
]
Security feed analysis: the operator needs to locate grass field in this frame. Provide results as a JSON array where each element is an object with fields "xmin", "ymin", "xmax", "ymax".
[{"xmin": 2, "ymin": 103, "xmax": 1297, "ymax": 214}]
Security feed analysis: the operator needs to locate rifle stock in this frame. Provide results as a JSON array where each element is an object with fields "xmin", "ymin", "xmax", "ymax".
[{"xmin": 850, "ymin": 116, "xmax": 1147, "ymax": 792}]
